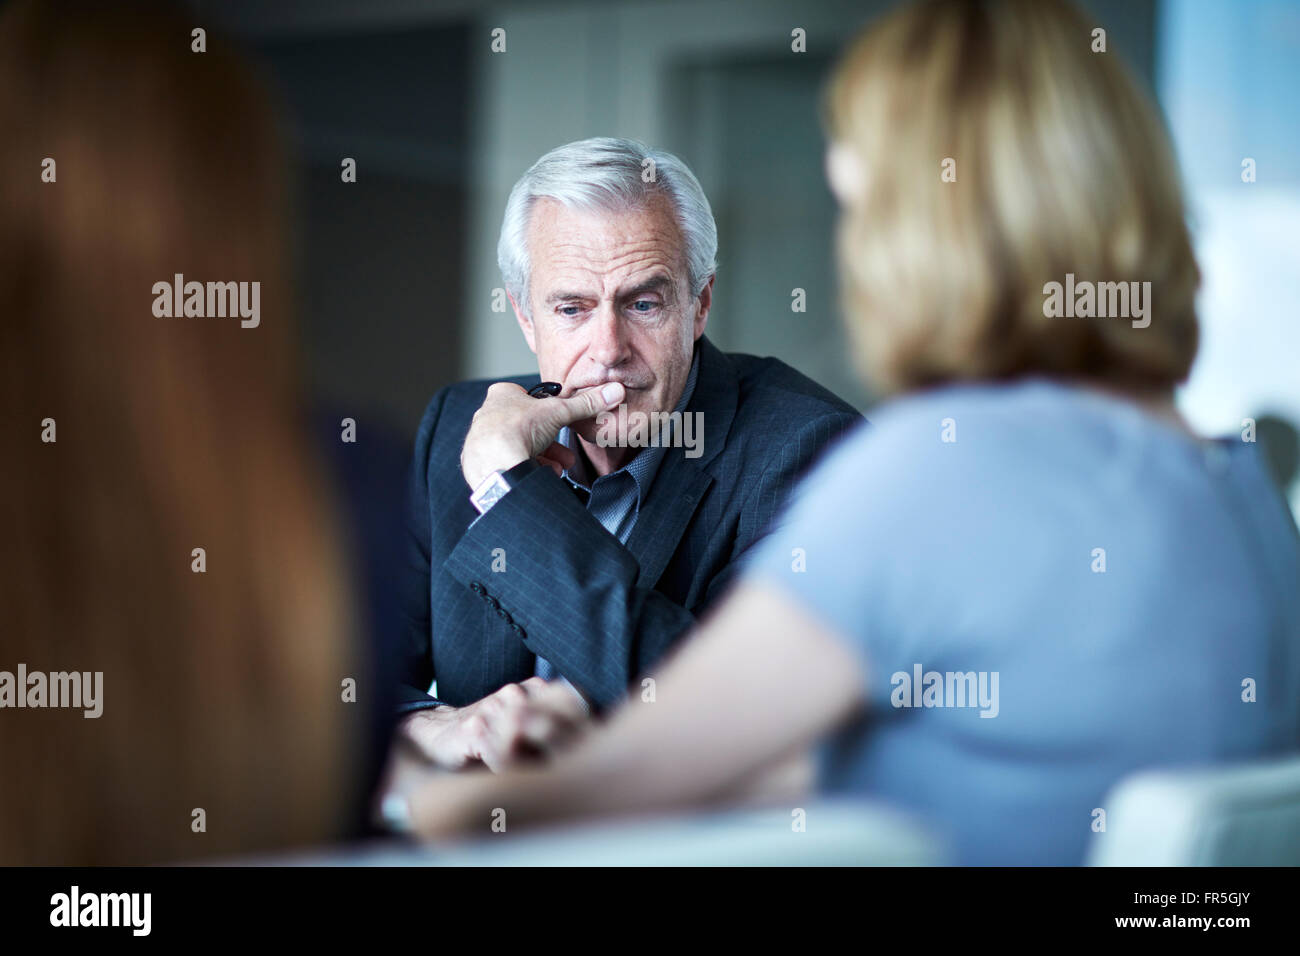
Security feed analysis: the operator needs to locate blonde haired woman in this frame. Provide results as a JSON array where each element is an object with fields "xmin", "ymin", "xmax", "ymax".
[{"xmin": 407, "ymin": 0, "xmax": 1300, "ymax": 864}]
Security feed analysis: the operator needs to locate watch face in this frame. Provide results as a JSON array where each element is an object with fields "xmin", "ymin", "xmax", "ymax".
[
  {"xmin": 478, "ymin": 482, "xmax": 508, "ymax": 509},
  {"xmin": 472, "ymin": 473, "xmax": 510, "ymax": 513}
]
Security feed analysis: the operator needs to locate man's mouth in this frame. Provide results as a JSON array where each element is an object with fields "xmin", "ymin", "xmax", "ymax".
[{"xmin": 565, "ymin": 380, "xmax": 646, "ymax": 396}]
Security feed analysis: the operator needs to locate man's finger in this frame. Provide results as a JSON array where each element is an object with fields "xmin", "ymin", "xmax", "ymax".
[
  {"xmin": 434, "ymin": 741, "xmax": 473, "ymax": 771},
  {"xmin": 485, "ymin": 381, "xmax": 529, "ymax": 400},
  {"xmin": 548, "ymin": 383, "xmax": 625, "ymax": 427},
  {"xmin": 491, "ymin": 682, "xmax": 528, "ymax": 707},
  {"xmin": 519, "ymin": 674, "xmax": 582, "ymax": 708},
  {"xmin": 519, "ymin": 712, "xmax": 557, "ymax": 747},
  {"xmin": 472, "ymin": 719, "xmax": 512, "ymax": 773},
  {"xmin": 520, "ymin": 711, "xmax": 587, "ymax": 757},
  {"xmin": 458, "ymin": 714, "xmax": 500, "ymax": 771},
  {"xmin": 525, "ymin": 680, "xmax": 589, "ymax": 720},
  {"xmin": 478, "ymin": 705, "xmax": 534, "ymax": 773},
  {"xmin": 519, "ymin": 675, "xmax": 550, "ymax": 695},
  {"xmin": 546, "ymin": 693, "xmax": 589, "ymax": 724}
]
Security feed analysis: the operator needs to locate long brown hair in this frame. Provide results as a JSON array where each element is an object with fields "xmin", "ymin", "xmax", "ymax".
[{"xmin": 0, "ymin": 0, "xmax": 358, "ymax": 863}]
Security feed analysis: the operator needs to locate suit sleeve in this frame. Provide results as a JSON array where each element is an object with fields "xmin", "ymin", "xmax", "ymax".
[
  {"xmin": 441, "ymin": 410, "xmax": 862, "ymax": 710},
  {"xmin": 393, "ymin": 389, "xmax": 449, "ymax": 714}
]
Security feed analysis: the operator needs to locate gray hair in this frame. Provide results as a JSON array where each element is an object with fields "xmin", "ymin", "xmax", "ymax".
[{"xmin": 497, "ymin": 137, "xmax": 718, "ymax": 317}]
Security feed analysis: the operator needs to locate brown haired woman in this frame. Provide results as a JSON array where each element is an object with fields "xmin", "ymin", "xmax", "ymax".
[{"xmin": 0, "ymin": 0, "xmax": 365, "ymax": 863}]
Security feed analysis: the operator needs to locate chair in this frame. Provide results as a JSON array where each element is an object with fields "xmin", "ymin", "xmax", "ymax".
[{"xmin": 1086, "ymin": 755, "xmax": 1300, "ymax": 866}]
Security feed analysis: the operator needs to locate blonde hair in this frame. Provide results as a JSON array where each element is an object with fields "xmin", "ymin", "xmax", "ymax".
[{"xmin": 825, "ymin": 0, "xmax": 1200, "ymax": 395}]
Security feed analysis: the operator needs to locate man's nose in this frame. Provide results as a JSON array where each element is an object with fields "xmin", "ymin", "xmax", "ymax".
[{"xmin": 586, "ymin": 302, "xmax": 631, "ymax": 370}]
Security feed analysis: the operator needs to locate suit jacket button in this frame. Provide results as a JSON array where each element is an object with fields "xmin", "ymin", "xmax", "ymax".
[
  {"xmin": 470, "ymin": 581, "xmax": 485, "ymax": 594},
  {"xmin": 512, "ymin": 624, "xmax": 525, "ymax": 637},
  {"xmin": 496, "ymin": 606, "xmax": 509, "ymax": 620}
]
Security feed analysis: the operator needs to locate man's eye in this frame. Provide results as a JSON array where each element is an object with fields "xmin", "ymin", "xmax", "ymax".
[
  {"xmin": 558, "ymin": 306, "xmax": 582, "ymax": 317},
  {"xmin": 631, "ymin": 300, "xmax": 657, "ymax": 313}
]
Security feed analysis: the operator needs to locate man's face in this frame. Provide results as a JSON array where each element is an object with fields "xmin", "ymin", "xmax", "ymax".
[{"xmin": 512, "ymin": 195, "xmax": 711, "ymax": 445}]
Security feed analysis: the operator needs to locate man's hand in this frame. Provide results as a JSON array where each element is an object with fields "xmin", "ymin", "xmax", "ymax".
[
  {"xmin": 460, "ymin": 381, "xmax": 625, "ymax": 490},
  {"xmin": 397, "ymin": 678, "xmax": 591, "ymax": 772}
]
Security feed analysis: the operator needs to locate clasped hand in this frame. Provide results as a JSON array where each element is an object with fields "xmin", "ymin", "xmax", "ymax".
[{"xmin": 459, "ymin": 381, "xmax": 625, "ymax": 490}]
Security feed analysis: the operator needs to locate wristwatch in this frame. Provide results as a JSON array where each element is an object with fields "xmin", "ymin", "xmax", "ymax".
[{"xmin": 469, "ymin": 459, "xmax": 540, "ymax": 515}]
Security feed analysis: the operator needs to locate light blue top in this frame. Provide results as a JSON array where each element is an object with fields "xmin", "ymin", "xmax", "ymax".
[{"xmin": 745, "ymin": 378, "xmax": 1300, "ymax": 865}]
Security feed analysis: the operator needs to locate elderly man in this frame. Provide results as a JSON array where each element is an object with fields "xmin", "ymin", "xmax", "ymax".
[{"xmin": 395, "ymin": 137, "xmax": 860, "ymax": 770}]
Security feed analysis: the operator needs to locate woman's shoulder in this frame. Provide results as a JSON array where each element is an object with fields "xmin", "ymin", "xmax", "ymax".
[
  {"xmin": 827, "ymin": 376, "xmax": 1235, "ymax": 471},
  {"xmin": 813, "ymin": 379, "xmax": 1074, "ymax": 476}
]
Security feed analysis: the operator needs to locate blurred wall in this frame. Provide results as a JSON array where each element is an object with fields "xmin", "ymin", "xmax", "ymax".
[
  {"xmin": 237, "ymin": 19, "xmax": 472, "ymax": 436},
  {"xmin": 1160, "ymin": 0, "xmax": 1300, "ymax": 519}
]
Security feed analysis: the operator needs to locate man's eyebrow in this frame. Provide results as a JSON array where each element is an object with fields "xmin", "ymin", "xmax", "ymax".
[
  {"xmin": 544, "ymin": 290, "xmax": 596, "ymax": 305},
  {"xmin": 618, "ymin": 276, "xmax": 675, "ymax": 300},
  {"xmin": 545, "ymin": 276, "xmax": 675, "ymax": 306}
]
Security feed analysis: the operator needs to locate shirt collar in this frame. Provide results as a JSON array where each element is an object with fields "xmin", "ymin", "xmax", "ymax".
[{"xmin": 558, "ymin": 345, "xmax": 700, "ymax": 499}]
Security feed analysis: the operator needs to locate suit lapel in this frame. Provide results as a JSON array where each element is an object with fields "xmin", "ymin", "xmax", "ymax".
[
  {"xmin": 625, "ymin": 457, "xmax": 713, "ymax": 590},
  {"xmin": 624, "ymin": 336, "xmax": 737, "ymax": 590}
]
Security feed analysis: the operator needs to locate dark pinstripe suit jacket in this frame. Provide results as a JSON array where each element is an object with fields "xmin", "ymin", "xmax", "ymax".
[{"xmin": 396, "ymin": 335, "xmax": 862, "ymax": 713}]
